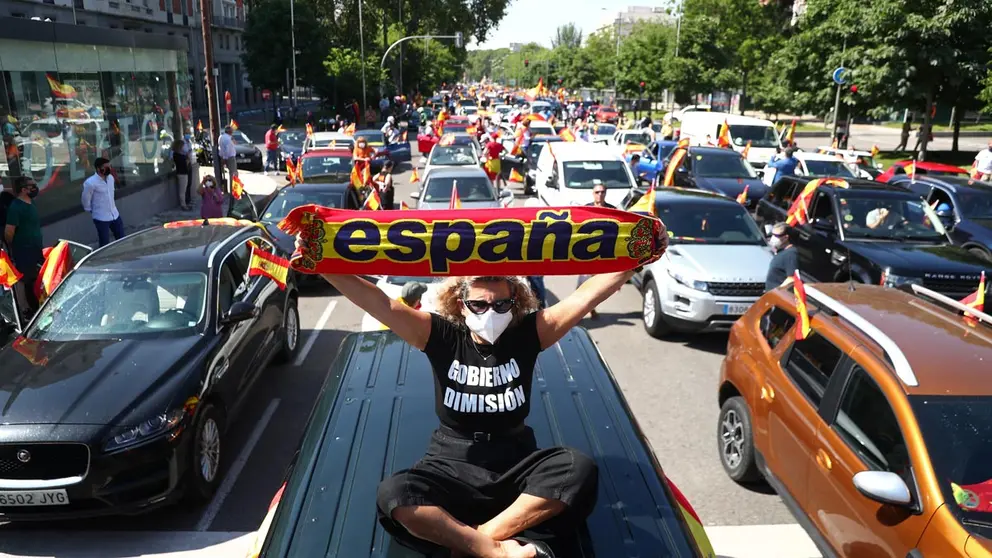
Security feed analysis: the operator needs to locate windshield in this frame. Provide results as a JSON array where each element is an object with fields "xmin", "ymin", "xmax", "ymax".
[
  {"xmin": 693, "ymin": 151, "xmax": 758, "ymax": 178},
  {"xmin": 658, "ymin": 203, "xmax": 765, "ymax": 245},
  {"xmin": 263, "ymin": 190, "xmax": 344, "ymax": 223},
  {"xmin": 233, "ymin": 131, "xmax": 252, "ymax": 144},
  {"xmin": 460, "ymin": 100, "xmax": 477, "ymax": 107},
  {"xmin": 313, "ymin": 138, "xmax": 354, "ymax": 150},
  {"xmin": 423, "ymin": 176, "xmax": 496, "ymax": 203},
  {"xmin": 805, "ymin": 159, "xmax": 857, "ymax": 178},
  {"xmin": 725, "ymin": 124, "xmax": 778, "ymax": 148},
  {"xmin": 562, "ymin": 161, "xmax": 632, "ymax": 189},
  {"xmin": 530, "ymin": 123, "xmax": 555, "ymax": 135},
  {"xmin": 838, "ymin": 194, "xmax": 946, "ymax": 241},
  {"xmin": 430, "ymin": 146, "xmax": 478, "ymax": 166},
  {"xmin": 27, "ymin": 270, "xmax": 208, "ymax": 340},
  {"xmin": 622, "ymin": 133, "xmax": 652, "ymax": 145},
  {"xmin": 301, "ymin": 156, "xmax": 351, "ymax": 177},
  {"xmin": 911, "ymin": 395, "xmax": 992, "ymax": 539},
  {"xmin": 655, "ymin": 143, "xmax": 676, "ymax": 161},
  {"xmin": 356, "ymin": 132, "xmax": 385, "ymax": 145},
  {"xmin": 527, "ymin": 140, "xmax": 561, "ymax": 159},
  {"xmin": 279, "ymin": 131, "xmax": 306, "ymax": 147},
  {"xmin": 593, "ymin": 124, "xmax": 617, "ymax": 135},
  {"xmin": 444, "ymin": 123, "xmax": 469, "ymax": 132}
]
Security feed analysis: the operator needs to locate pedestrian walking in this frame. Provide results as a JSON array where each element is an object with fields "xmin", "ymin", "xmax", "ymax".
[
  {"xmin": 895, "ymin": 114, "xmax": 914, "ymax": 151},
  {"xmin": 82, "ymin": 157, "xmax": 124, "ymax": 247},
  {"xmin": 218, "ymin": 125, "xmax": 238, "ymax": 191},
  {"xmin": 379, "ymin": 95, "xmax": 391, "ymax": 123},
  {"xmin": 3, "ymin": 176, "xmax": 42, "ymax": 316},
  {"xmin": 974, "ymin": 140, "xmax": 992, "ymax": 181},
  {"xmin": 198, "ymin": 175, "xmax": 226, "ymax": 219},
  {"xmin": 171, "ymin": 139, "xmax": 193, "ymax": 210},
  {"xmin": 373, "ymin": 160, "xmax": 396, "ymax": 210},
  {"xmin": 264, "ymin": 123, "xmax": 281, "ymax": 176},
  {"xmin": 767, "ymin": 147, "xmax": 799, "ymax": 187}
]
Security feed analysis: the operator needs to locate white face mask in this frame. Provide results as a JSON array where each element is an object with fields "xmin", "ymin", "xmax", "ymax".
[
  {"xmin": 462, "ymin": 307, "xmax": 513, "ymax": 344},
  {"xmin": 769, "ymin": 235, "xmax": 784, "ymax": 250}
]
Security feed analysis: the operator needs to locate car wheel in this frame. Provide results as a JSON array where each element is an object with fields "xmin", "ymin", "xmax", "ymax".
[
  {"xmin": 185, "ymin": 402, "xmax": 224, "ymax": 504},
  {"xmin": 277, "ymin": 296, "xmax": 301, "ymax": 363},
  {"xmin": 641, "ymin": 279, "xmax": 671, "ymax": 338},
  {"xmin": 718, "ymin": 396, "xmax": 761, "ymax": 484},
  {"xmin": 968, "ymin": 247, "xmax": 992, "ymax": 261}
]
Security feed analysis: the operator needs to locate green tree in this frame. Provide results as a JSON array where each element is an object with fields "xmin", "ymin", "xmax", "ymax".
[
  {"xmin": 243, "ymin": 0, "xmax": 328, "ymax": 95},
  {"xmin": 615, "ymin": 22, "xmax": 675, "ymax": 97},
  {"xmin": 552, "ymin": 23, "xmax": 583, "ymax": 50}
]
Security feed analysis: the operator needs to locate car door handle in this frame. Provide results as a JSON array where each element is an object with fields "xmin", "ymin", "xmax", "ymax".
[{"xmin": 815, "ymin": 448, "xmax": 833, "ymax": 471}]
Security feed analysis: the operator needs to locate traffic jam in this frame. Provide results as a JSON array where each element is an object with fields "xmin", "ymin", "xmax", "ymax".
[{"xmin": 1, "ymin": 81, "xmax": 992, "ymax": 558}]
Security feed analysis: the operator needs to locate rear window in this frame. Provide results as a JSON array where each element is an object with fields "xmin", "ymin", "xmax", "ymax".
[
  {"xmin": 785, "ymin": 333, "xmax": 843, "ymax": 405},
  {"xmin": 562, "ymin": 161, "xmax": 631, "ymax": 189},
  {"xmin": 423, "ymin": 176, "xmax": 495, "ymax": 203},
  {"xmin": 302, "ymin": 156, "xmax": 351, "ymax": 176},
  {"xmin": 760, "ymin": 306, "xmax": 796, "ymax": 347}
]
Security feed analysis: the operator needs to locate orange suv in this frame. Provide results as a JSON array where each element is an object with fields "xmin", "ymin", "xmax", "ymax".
[{"xmin": 718, "ymin": 282, "xmax": 992, "ymax": 557}]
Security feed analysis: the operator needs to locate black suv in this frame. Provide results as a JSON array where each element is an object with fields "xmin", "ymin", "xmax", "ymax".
[
  {"xmin": 891, "ymin": 175, "xmax": 992, "ymax": 261},
  {"xmin": 755, "ymin": 176, "xmax": 992, "ymax": 298}
]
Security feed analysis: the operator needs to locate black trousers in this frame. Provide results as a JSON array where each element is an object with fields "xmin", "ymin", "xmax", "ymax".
[{"xmin": 376, "ymin": 425, "xmax": 598, "ymax": 555}]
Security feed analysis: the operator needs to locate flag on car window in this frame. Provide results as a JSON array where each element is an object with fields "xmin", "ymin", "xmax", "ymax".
[
  {"xmin": 736, "ymin": 185, "xmax": 749, "ymax": 205},
  {"xmin": 793, "ymin": 271, "xmax": 811, "ymax": 340},
  {"xmin": 305, "ymin": 123, "xmax": 314, "ymax": 137},
  {"xmin": 12, "ymin": 337, "xmax": 49, "ymax": 367},
  {"xmin": 364, "ymin": 187, "xmax": 383, "ymax": 210},
  {"xmin": 196, "ymin": 120, "xmax": 203, "ymax": 133},
  {"xmin": 449, "ymin": 183, "xmax": 462, "ymax": 209},
  {"xmin": 870, "ymin": 145, "xmax": 879, "ymax": 158},
  {"xmin": 232, "ymin": 176, "xmax": 245, "ymax": 200},
  {"xmin": 230, "ymin": 119, "xmax": 239, "ymax": 131},
  {"xmin": 905, "ymin": 161, "xmax": 917, "ymax": 182},
  {"xmin": 741, "ymin": 140, "xmax": 751, "ymax": 159},
  {"xmin": 248, "ymin": 246, "xmax": 290, "ymax": 290},
  {"xmin": 960, "ymin": 271, "xmax": 986, "ymax": 315},
  {"xmin": 286, "ymin": 158, "xmax": 298, "ymax": 186},
  {"xmin": 0, "ymin": 249, "xmax": 22, "ymax": 289},
  {"xmin": 400, "ymin": 201, "xmax": 412, "ymax": 210},
  {"xmin": 717, "ymin": 119, "xmax": 732, "ymax": 149},
  {"xmin": 662, "ymin": 143, "xmax": 688, "ymax": 187},
  {"xmin": 628, "ymin": 184, "xmax": 656, "ymax": 217},
  {"xmin": 665, "ymin": 477, "xmax": 717, "ymax": 558},
  {"xmin": 509, "ymin": 168, "xmax": 525, "ymax": 183},
  {"xmin": 35, "ymin": 241, "xmax": 73, "ymax": 305},
  {"xmin": 410, "ymin": 167, "xmax": 421, "ymax": 183},
  {"xmin": 558, "ymin": 128, "xmax": 576, "ymax": 142}
]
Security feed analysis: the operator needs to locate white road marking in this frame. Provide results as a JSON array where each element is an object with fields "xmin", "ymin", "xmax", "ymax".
[
  {"xmin": 0, "ymin": 530, "xmax": 255, "ymax": 557},
  {"xmin": 705, "ymin": 523, "xmax": 822, "ymax": 558},
  {"xmin": 196, "ymin": 398, "xmax": 280, "ymax": 532},
  {"xmin": 294, "ymin": 300, "xmax": 337, "ymax": 366}
]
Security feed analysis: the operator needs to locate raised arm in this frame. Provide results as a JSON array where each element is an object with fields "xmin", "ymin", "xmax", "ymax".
[
  {"xmin": 535, "ymin": 270, "xmax": 635, "ymax": 350},
  {"xmin": 321, "ymin": 274, "xmax": 433, "ymax": 350}
]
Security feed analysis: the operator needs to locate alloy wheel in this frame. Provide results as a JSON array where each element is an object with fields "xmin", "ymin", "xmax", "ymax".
[
  {"xmin": 643, "ymin": 287, "xmax": 657, "ymax": 327},
  {"xmin": 199, "ymin": 418, "xmax": 220, "ymax": 483},
  {"xmin": 721, "ymin": 410, "xmax": 744, "ymax": 469}
]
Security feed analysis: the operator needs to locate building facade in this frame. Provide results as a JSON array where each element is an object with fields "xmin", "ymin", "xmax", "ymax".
[
  {"xmin": 600, "ymin": 6, "xmax": 675, "ymax": 37},
  {"xmin": 0, "ymin": 0, "xmax": 249, "ymax": 112}
]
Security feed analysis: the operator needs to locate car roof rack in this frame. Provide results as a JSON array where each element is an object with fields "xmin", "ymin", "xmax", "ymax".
[
  {"xmin": 909, "ymin": 284, "xmax": 992, "ymax": 327},
  {"xmin": 805, "ymin": 285, "xmax": 918, "ymax": 387}
]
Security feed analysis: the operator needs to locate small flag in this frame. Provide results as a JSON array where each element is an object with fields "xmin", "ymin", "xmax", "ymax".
[
  {"xmin": 363, "ymin": 187, "xmax": 383, "ymax": 210},
  {"xmin": 509, "ymin": 168, "xmax": 525, "ymax": 183},
  {"xmin": 905, "ymin": 161, "xmax": 917, "ymax": 182},
  {"xmin": 248, "ymin": 245, "xmax": 290, "ymax": 290},
  {"xmin": 231, "ymin": 176, "xmax": 244, "ymax": 200},
  {"xmin": 870, "ymin": 145, "xmax": 879, "ymax": 158},
  {"xmin": 793, "ymin": 271, "xmax": 811, "ymax": 340},
  {"xmin": 46, "ymin": 74, "xmax": 77, "ymax": 99},
  {"xmin": 785, "ymin": 119, "xmax": 797, "ymax": 145},
  {"xmin": 35, "ymin": 241, "xmax": 73, "ymax": 304},
  {"xmin": 439, "ymin": 134, "xmax": 455, "ymax": 147},
  {"xmin": 558, "ymin": 128, "xmax": 576, "ymax": 142},
  {"xmin": 736, "ymin": 185, "xmax": 749, "ymax": 205},
  {"xmin": 449, "ymin": 183, "xmax": 462, "ymax": 209},
  {"xmin": 230, "ymin": 119, "xmax": 239, "ymax": 131},
  {"xmin": 344, "ymin": 123, "xmax": 356, "ymax": 136},
  {"xmin": 663, "ymin": 145, "xmax": 688, "ymax": 187},
  {"xmin": 305, "ymin": 123, "xmax": 314, "ymax": 137},
  {"xmin": 410, "ymin": 167, "xmax": 421, "ymax": 183},
  {"xmin": 285, "ymin": 158, "xmax": 298, "ymax": 186},
  {"xmin": 0, "ymin": 249, "xmax": 22, "ymax": 289},
  {"xmin": 12, "ymin": 337, "xmax": 48, "ymax": 366},
  {"xmin": 741, "ymin": 140, "xmax": 751, "ymax": 159},
  {"xmin": 831, "ymin": 137, "xmax": 839, "ymax": 149},
  {"xmin": 466, "ymin": 126, "xmax": 477, "ymax": 135},
  {"xmin": 400, "ymin": 201, "xmax": 411, "ymax": 210},
  {"xmin": 628, "ymin": 184, "xmax": 656, "ymax": 216},
  {"xmin": 971, "ymin": 160, "xmax": 981, "ymax": 180},
  {"xmin": 276, "ymin": 125, "xmax": 286, "ymax": 134},
  {"xmin": 960, "ymin": 271, "xmax": 986, "ymax": 314},
  {"xmin": 197, "ymin": 120, "xmax": 204, "ymax": 133},
  {"xmin": 717, "ymin": 119, "xmax": 732, "ymax": 148},
  {"xmin": 401, "ymin": 130, "xmax": 408, "ymax": 142}
]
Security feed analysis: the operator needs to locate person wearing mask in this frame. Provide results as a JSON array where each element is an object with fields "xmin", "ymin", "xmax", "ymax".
[
  {"xmin": 171, "ymin": 139, "xmax": 192, "ymax": 210},
  {"xmin": 381, "ymin": 116, "xmax": 399, "ymax": 143},
  {"xmin": 82, "ymin": 158, "xmax": 124, "ymax": 247},
  {"xmin": 313, "ymin": 267, "xmax": 648, "ymax": 558},
  {"xmin": 353, "ymin": 137, "xmax": 375, "ymax": 189},
  {"xmin": 373, "ymin": 160, "xmax": 396, "ymax": 210},
  {"xmin": 3, "ymin": 176, "xmax": 43, "ymax": 315},
  {"xmin": 217, "ymin": 125, "xmax": 238, "ymax": 190},
  {"xmin": 198, "ymin": 175, "xmax": 226, "ymax": 219},
  {"xmin": 765, "ymin": 222, "xmax": 799, "ymax": 291},
  {"xmin": 767, "ymin": 147, "xmax": 799, "ymax": 187},
  {"xmin": 482, "ymin": 135, "xmax": 505, "ymax": 189},
  {"xmin": 575, "ymin": 185, "xmax": 618, "ymax": 319},
  {"xmin": 264, "ymin": 123, "xmax": 281, "ymax": 176},
  {"xmin": 973, "ymin": 140, "xmax": 992, "ymax": 181}
]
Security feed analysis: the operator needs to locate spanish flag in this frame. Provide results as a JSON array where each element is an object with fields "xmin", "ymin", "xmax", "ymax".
[
  {"xmin": 230, "ymin": 119, "xmax": 239, "ymax": 131},
  {"xmin": 509, "ymin": 168, "xmax": 525, "ymax": 183},
  {"xmin": 231, "ymin": 175, "xmax": 245, "ymax": 200},
  {"xmin": 466, "ymin": 126, "xmax": 478, "ymax": 136},
  {"xmin": 784, "ymin": 119, "xmax": 797, "ymax": 145},
  {"xmin": 305, "ymin": 123, "xmax": 314, "ymax": 137},
  {"xmin": 716, "ymin": 119, "xmax": 732, "ymax": 148},
  {"xmin": 410, "ymin": 167, "xmax": 421, "ymax": 183},
  {"xmin": 905, "ymin": 161, "xmax": 917, "ymax": 182},
  {"xmin": 351, "ymin": 161, "xmax": 371, "ymax": 188},
  {"xmin": 960, "ymin": 271, "xmax": 986, "ymax": 313},
  {"xmin": 248, "ymin": 245, "xmax": 290, "ymax": 290},
  {"xmin": 628, "ymin": 184, "xmax": 656, "ymax": 216},
  {"xmin": 12, "ymin": 337, "xmax": 49, "ymax": 367},
  {"xmin": 736, "ymin": 185, "xmax": 749, "ymax": 205},
  {"xmin": 663, "ymin": 143, "xmax": 689, "ymax": 187},
  {"xmin": 46, "ymin": 74, "xmax": 77, "ymax": 99},
  {"xmin": 400, "ymin": 201, "xmax": 411, "ymax": 210},
  {"xmin": 344, "ymin": 123, "xmax": 356, "ymax": 136},
  {"xmin": 741, "ymin": 140, "xmax": 751, "ymax": 159},
  {"xmin": 276, "ymin": 125, "xmax": 286, "ymax": 134},
  {"xmin": 449, "ymin": 184, "xmax": 462, "ymax": 209},
  {"xmin": 831, "ymin": 137, "xmax": 839, "ymax": 149},
  {"xmin": 285, "ymin": 158, "xmax": 298, "ymax": 186},
  {"xmin": 0, "ymin": 249, "xmax": 22, "ymax": 289},
  {"xmin": 35, "ymin": 241, "xmax": 73, "ymax": 304},
  {"xmin": 510, "ymin": 135, "xmax": 524, "ymax": 156},
  {"xmin": 558, "ymin": 128, "xmax": 576, "ymax": 142},
  {"xmin": 785, "ymin": 178, "xmax": 824, "ymax": 226},
  {"xmin": 401, "ymin": 130, "xmax": 408, "ymax": 142},
  {"xmin": 870, "ymin": 145, "xmax": 879, "ymax": 158},
  {"xmin": 793, "ymin": 271, "xmax": 811, "ymax": 340},
  {"xmin": 363, "ymin": 187, "xmax": 383, "ymax": 210},
  {"xmin": 197, "ymin": 120, "xmax": 204, "ymax": 133},
  {"xmin": 666, "ymin": 478, "xmax": 716, "ymax": 558},
  {"xmin": 439, "ymin": 134, "xmax": 455, "ymax": 147}
]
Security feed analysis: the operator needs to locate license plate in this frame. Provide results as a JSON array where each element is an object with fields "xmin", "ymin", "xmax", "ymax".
[
  {"xmin": 0, "ymin": 489, "xmax": 69, "ymax": 506},
  {"xmin": 237, "ymin": 158, "xmax": 249, "ymax": 163},
  {"xmin": 723, "ymin": 303, "xmax": 751, "ymax": 315}
]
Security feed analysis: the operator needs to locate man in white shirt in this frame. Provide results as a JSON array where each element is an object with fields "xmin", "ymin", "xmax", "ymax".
[
  {"xmin": 217, "ymin": 125, "xmax": 238, "ymax": 191},
  {"xmin": 974, "ymin": 140, "xmax": 992, "ymax": 181},
  {"xmin": 81, "ymin": 157, "xmax": 124, "ymax": 247}
]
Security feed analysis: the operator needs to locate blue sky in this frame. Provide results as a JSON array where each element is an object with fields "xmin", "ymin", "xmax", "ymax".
[{"xmin": 474, "ymin": 0, "xmax": 619, "ymax": 50}]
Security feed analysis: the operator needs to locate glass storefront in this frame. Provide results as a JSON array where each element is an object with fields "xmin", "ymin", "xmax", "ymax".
[{"xmin": 0, "ymin": 38, "xmax": 192, "ymax": 223}]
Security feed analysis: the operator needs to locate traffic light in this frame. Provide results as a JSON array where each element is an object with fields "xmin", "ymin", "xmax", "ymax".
[
  {"xmin": 639, "ymin": 81, "xmax": 646, "ymax": 90},
  {"xmin": 850, "ymin": 84, "xmax": 859, "ymax": 93},
  {"xmin": 454, "ymin": 32, "xmax": 463, "ymax": 48},
  {"xmin": 524, "ymin": 59, "xmax": 529, "ymax": 68}
]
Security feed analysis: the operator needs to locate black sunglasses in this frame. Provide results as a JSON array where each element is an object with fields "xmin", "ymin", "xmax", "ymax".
[{"xmin": 463, "ymin": 298, "xmax": 515, "ymax": 315}]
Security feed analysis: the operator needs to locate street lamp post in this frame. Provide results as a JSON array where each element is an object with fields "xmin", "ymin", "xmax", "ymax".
[
  {"xmin": 358, "ymin": 0, "xmax": 367, "ymax": 122},
  {"xmin": 290, "ymin": 0, "xmax": 297, "ymax": 109}
]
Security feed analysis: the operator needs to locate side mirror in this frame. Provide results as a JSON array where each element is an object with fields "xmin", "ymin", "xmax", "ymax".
[
  {"xmin": 853, "ymin": 471, "xmax": 912, "ymax": 507},
  {"xmin": 220, "ymin": 300, "xmax": 258, "ymax": 326},
  {"xmin": 812, "ymin": 217, "xmax": 835, "ymax": 233},
  {"xmin": 546, "ymin": 176, "xmax": 558, "ymax": 189},
  {"xmin": 499, "ymin": 188, "xmax": 513, "ymax": 199},
  {"xmin": 410, "ymin": 191, "xmax": 421, "ymax": 199}
]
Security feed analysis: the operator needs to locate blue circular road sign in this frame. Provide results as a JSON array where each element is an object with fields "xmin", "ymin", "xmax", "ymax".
[{"xmin": 832, "ymin": 67, "xmax": 848, "ymax": 85}]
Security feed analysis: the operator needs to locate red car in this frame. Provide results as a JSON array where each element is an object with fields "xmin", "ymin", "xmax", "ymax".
[
  {"xmin": 596, "ymin": 107, "xmax": 619, "ymax": 124},
  {"xmin": 876, "ymin": 160, "xmax": 969, "ymax": 182}
]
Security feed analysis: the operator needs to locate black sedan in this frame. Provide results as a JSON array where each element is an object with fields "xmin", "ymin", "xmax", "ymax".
[
  {"xmin": 665, "ymin": 146, "xmax": 768, "ymax": 210},
  {"xmin": 0, "ymin": 222, "xmax": 299, "ymax": 519},
  {"xmin": 194, "ymin": 130, "xmax": 264, "ymax": 171},
  {"xmin": 278, "ymin": 130, "xmax": 307, "ymax": 171},
  {"xmin": 230, "ymin": 181, "xmax": 362, "ymax": 226},
  {"xmin": 892, "ymin": 175, "xmax": 992, "ymax": 261}
]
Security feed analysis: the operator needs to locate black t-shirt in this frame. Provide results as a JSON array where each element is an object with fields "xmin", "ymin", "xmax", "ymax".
[
  {"xmin": 765, "ymin": 246, "xmax": 799, "ymax": 291},
  {"xmin": 423, "ymin": 312, "xmax": 542, "ymax": 433}
]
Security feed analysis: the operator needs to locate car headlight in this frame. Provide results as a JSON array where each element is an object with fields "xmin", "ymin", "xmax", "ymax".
[
  {"xmin": 104, "ymin": 408, "xmax": 185, "ymax": 452},
  {"xmin": 667, "ymin": 268, "xmax": 708, "ymax": 291},
  {"xmin": 882, "ymin": 269, "xmax": 923, "ymax": 288}
]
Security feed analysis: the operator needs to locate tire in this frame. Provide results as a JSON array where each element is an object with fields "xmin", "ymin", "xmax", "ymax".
[
  {"xmin": 641, "ymin": 278, "xmax": 671, "ymax": 338},
  {"xmin": 717, "ymin": 396, "xmax": 761, "ymax": 484},
  {"xmin": 185, "ymin": 402, "xmax": 224, "ymax": 504},
  {"xmin": 968, "ymin": 247, "xmax": 992, "ymax": 261},
  {"xmin": 277, "ymin": 296, "xmax": 301, "ymax": 363}
]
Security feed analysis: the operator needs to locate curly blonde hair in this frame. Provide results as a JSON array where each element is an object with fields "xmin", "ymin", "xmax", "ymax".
[{"xmin": 434, "ymin": 276, "xmax": 540, "ymax": 329}]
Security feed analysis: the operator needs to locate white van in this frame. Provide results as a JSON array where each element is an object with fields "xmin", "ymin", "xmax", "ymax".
[
  {"xmin": 534, "ymin": 142, "xmax": 636, "ymax": 208},
  {"xmin": 678, "ymin": 112, "xmax": 781, "ymax": 169}
]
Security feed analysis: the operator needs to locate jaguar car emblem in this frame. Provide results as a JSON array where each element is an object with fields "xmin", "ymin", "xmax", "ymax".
[{"xmin": 16, "ymin": 449, "xmax": 30, "ymax": 463}]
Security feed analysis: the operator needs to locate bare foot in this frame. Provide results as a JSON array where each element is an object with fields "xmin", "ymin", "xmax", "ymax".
[{"xmin": 494, "ymin": 539, "xmax": 536, "ymax": 558}]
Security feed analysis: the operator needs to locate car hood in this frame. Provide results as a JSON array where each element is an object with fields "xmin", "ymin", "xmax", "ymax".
[
  {"xmin": 665, "ymin": 244, "xmax": 773, "ymax": 282},
  {"xmin": 420, "ymin": 200, "xmax": 502, "ymax": 210},
  {"xmin": 694, "ymin": 176, "xmax": 767, "ymax": 200},
  {"xmin": 281, "ymin": 145, "xmax": 303, "ymax": 155},
  {"xmin": 0, "ymin": 336, "xmax": 204, "ymax": 425},
  {"xmin": 846, "ymin": 241, "xmax": 991, "ymax": 275},
  {"xmin": 235, "ymin": 144, "xmax": 259, "ymax": 155}
]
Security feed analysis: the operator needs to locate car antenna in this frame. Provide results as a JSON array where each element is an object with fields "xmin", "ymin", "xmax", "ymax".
[{"xmin": 847, "ymin": 244, "xmax": 856, "ymax": 291}]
